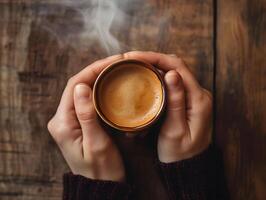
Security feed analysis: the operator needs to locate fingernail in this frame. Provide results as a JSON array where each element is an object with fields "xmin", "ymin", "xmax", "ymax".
[
  {"xmin": 165, "ymin": 71, "xmax": 180, "ymax": 88},
  {"xmin": 75, "ymin": 84, "xmax": 91, "ymax": 100}
]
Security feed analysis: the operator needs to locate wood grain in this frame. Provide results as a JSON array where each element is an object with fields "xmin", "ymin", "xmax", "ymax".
[
  {"xmin": 216, "ymin": 0, "xmax": 266, "ymax": 199},
  {"xmin": 0, "ymin": 0, "xmax": 213, "ymax": 199}
]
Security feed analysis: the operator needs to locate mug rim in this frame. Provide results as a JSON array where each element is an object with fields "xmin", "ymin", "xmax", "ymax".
[{"xmin": 92, "ymin": 58, "xmax": 166, "ymax": 132}]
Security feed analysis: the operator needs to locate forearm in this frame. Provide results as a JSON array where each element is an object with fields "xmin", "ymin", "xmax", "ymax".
[
  {"xmin": 63, "ymin": 173, "xmax": 132, "ymax": 200},
  {"xmin": 159, "ymin": 145, "xmax": 229, "ymax": 200}
]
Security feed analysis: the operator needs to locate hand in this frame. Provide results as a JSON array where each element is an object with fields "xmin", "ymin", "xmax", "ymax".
[
  {"xmin": 119, "ymin": 51, "xmax": 212, "ymax": 163},
  {"xmin": 47, "ymin": 54, "xmax": 126, "ymax": 181}
]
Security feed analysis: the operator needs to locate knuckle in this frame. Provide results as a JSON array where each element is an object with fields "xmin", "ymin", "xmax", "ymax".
[
  {"xmin": 195, "ymin": 90, "xmax": 205, "ymax": 102},
  {"xmin": 67, "ymin": 77, "xmax": 73, "ymax": 85},
  {"xmin": 174, "ymin": 57, "xmax": 185, "ymax": 66},
  {"xmin": 175, "ymin": 56, "xmax": 183, "ymax": 62},
  {"xmin": 52, "ymin": 124, "xmax": 71, "ymax": 145},
  {"xmin": 195, "ymin": 89, "xmax": 213, "ymax": 108},
  {"xmin": 67, "ymin": 76, "xmax": 77, "ymax": 86},
  {"xmin": 54, "ymin": 122, "xmax": 71, "ymax": 135},
  {"xmin": 168, "ymin": 90, "xmax": 185, "ymax": 110},
  {"xmin": 47, "ymin": 118, "xmax": 55, "ymax": 133},
  {"xmin": 123, "ymin": 51, "xmax": 137, "ymax": 59},
  {"xmin": 168, "ymin": 100, "xmax": 185, "ymax": 111},
  {"xmin": 110, "ymin": 53, "xmax": 124, "ymax": 60},
  {"xmin": 76, "ymin": 109, "xmax": 96, "ymax": 122},
  {"xmin": 169, "ymin": 91, "xmax": 185, "ymax": 103},
  {"xmin": 47, "ymin": 117, "xmax": 71, "ymax": 144}
]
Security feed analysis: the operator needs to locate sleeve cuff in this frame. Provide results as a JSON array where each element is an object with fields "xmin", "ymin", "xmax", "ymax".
[
  {"xmin": 63, "ymin": 173, "xmax": 132, "ymax": 200},
  {"xmin": 159, "ymin": 145, "xmax": 227, "ymax": 199}
]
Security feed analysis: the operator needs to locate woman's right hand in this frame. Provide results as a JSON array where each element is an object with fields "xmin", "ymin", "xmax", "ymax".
[{"xmin": 47, "ymin": 55, "xmax": 126, "ymax": 182}]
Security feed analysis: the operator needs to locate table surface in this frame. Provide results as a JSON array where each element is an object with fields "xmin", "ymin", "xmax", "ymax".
[{"xmin": 0, "ymin": 0, "xmax": 265, "ymax": 199}]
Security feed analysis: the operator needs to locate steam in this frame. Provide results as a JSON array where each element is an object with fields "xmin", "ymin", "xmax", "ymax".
[
  {"xmin": 88, "ymin": 0, "xmax": 122, "ymax": 54},
  {"xmin": 37, "ymin": 0, "xmax": 131, "ymax": 55}
]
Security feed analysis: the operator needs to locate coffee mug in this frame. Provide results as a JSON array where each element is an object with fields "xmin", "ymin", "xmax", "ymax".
[{"xmin": 93, "ymin": 59, "xmax": 166, "ymax": 133}]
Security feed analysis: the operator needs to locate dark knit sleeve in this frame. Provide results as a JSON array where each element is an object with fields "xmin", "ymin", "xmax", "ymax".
[
  {"xmin": 159, "ymin": 145, "xmax": 229, "ymax": 200},
  {"xmin": 63, "ymin": 173, "xmax": 132, "ymax": 200}
]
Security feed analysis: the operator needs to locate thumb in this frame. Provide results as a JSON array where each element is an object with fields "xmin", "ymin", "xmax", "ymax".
[
  {"xmin": 163, "ymin": 70, "xmax": 187, "ymax": 136},
  {"xmin": 74, "ymin": 84, "xmax": 109, "ymax": 150},
  {"xmin": 74, "ymin": 84, "xmax": 98, "ymax": 126}
]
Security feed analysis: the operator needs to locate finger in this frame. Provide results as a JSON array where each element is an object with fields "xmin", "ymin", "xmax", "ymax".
[
  {"xmin": 57, "ymin": 54, "xmax": 124, "ymax": 115},
  {"xmin": 124, "ymin": 51, "xmax": 202, "ymax": 99},
  {"xmin": 74, "ymin": 84, "xmax": 110, "ymax": 156},
  {"xmin": 47, "ymin": 115, "xmax": 81, "ymax": 146},
  {"xmin": 162, "ymin": 70, "xmax": 188, "ymax": 138}
]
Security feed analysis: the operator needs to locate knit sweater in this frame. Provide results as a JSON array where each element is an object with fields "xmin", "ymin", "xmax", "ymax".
[{"xmin": 63, "ymin": 145, "xmax": 228, "ymax": 200}]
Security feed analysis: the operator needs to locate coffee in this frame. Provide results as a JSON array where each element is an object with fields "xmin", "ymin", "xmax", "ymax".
[{"xmin": 96, "ymin": 62, "xmax": 163, "ymax": 129}]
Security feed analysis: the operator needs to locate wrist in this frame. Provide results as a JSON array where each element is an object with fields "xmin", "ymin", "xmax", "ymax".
[
  {"xmin": 158, "ymin": 137, "xmax": 211, "ymax": 163},
  {"xmin": 70, "ymin": 158, "xmax": 126, "ymax": 182}
]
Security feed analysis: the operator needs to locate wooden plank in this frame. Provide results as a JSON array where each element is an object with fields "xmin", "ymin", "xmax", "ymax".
[
  {"xmin": 0, "ymin": 0, "xmax": 213, "ymax": 199},
  {"xmin": 216, "ymin": 0, "xmax": 266, "ymax": 199}
]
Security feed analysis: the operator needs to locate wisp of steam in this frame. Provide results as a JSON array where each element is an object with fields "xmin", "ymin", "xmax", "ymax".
[{"xmin": 39, "ymin": 0, "xmax": 137, "ymax": 55}]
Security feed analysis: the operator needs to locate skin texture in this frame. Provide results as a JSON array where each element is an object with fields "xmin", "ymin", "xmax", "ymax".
[{"xmin": 47, "ymin": 51, "xmax": 212, "ymax": 181}]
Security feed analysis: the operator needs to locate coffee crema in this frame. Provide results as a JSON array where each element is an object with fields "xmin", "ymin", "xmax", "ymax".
[{"xmin": 97, "ymin": 63, "xmax": 163, "ymax": 128}]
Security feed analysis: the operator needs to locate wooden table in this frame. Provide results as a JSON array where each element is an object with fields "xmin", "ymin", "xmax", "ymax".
[{"xmin": 0, "ymin": 0, "xmax": 265, "ymax": 199}]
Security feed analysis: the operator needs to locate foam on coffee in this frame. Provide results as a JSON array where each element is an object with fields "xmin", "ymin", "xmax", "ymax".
[{"xmin": 97, "ymin": 63, "xmax": 163, "ymax": 128}]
